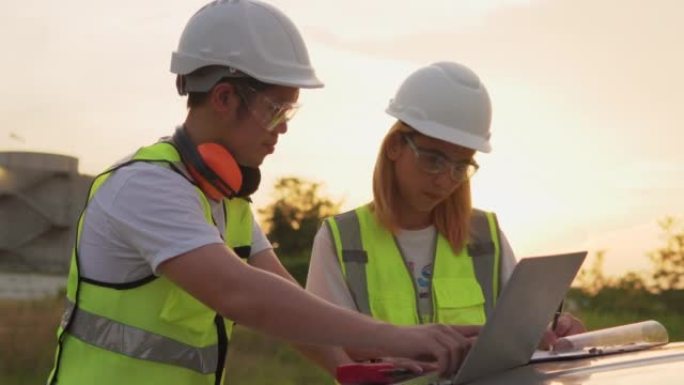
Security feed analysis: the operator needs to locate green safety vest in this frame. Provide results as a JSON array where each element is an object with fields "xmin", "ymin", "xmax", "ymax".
[
  {"xmin": 325, "ymin": 205, "xmax": 501, "ymax": 326},
  {"xmin": 48, "ymin": 142, "xmax": 253, "ymax": 385}
]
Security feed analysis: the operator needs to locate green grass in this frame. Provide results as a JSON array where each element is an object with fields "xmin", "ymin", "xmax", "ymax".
[
  {"xmin": 0, "ymin": 327, "xmax": 333, "ymax": 385},
  {"xmin": 224, "ymin": 326, "xmax": 333, "ymax": 385},
  {"xmin": 0, "ymin": 297, "xmax": 62, "ymax": 385},
  {"xmin": 576, "ymin": 309, "xmax": 684, "ymax": 342},
  {"xmin": 0, "ymin": 372, "xmax": 48, "ymax": 385},
  {"xmin": 0, "ymin": 296, "xmax": 333, "ymax": 385},
  {"xmin": 2, "ymin": 291, "xmax": 682, "ymax": 384}
]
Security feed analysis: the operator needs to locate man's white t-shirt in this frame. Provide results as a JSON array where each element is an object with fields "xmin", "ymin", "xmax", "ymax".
[
  {"xmin": 306, "ymin": 222, "xmax": 516, "ymax": 322},
  {"xmin": 78, "ymin": 160, "xmax": 272, "ymax": 283}
]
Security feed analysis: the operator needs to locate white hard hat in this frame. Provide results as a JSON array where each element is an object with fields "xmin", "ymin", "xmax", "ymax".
[
  {"xmin": 171, "ymin": 0, "xmax": 323, "ymax": 93},
  {"xmin": 386, "ymin": 62, "xmax": 492, "ymax": 153}
]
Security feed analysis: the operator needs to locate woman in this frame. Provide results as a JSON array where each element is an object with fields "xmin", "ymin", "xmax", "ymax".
[{"xmin": 306, "ymin": 62, "xmax": 583, "ymax": 358}]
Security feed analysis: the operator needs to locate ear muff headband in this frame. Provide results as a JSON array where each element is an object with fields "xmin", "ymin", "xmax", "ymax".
[
  {"xmin": 236, "ymin": 165, "xmax": 261, "ymax": 198},
  {"xmin": 172, "ymin": 127, "xmax": 242, "ymax": 200}
]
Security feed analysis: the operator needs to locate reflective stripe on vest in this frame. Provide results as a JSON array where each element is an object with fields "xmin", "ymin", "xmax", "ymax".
[
  {"xmin": 326, "ymin": 210, "xmax": 372, "ymax": 315},
  {"xmin": 48, "ymin": 141, "xmax": 253, "ymax": 385},
  {"xmin": 467, "ymin": 209, "xmax": 501, "ymax": 312},
  {"xmin": 327, "ymin": 206, "xmax": 501, "ymax": 324},
  {"xmin": 63, "ymin": 301, "xmax": 218, "ymax": 374}
]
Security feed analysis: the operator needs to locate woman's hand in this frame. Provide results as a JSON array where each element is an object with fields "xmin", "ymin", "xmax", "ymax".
[{"xmin": 538, "ymin": 313, "xmax": 586, "ymax": 350}]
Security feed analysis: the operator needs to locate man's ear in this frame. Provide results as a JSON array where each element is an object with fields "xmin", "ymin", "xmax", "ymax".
[{"xmin": 210, "ymin": 83, "xmax": 239, "ymax": 113}]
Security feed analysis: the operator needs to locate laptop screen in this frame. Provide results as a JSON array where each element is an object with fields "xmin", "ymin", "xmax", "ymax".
[{"xmin": 451, "ymin": 251, "xmax": 586, "ymax": 384}]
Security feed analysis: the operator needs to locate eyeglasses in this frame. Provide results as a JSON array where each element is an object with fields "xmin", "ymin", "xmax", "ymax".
[
  {"xmin": 402, "ymin": 134, "xmax": 479, "ymax": 183},
  {"xmin": 237, "ymin": 85, "xmax": 300, "ymax": 132}
]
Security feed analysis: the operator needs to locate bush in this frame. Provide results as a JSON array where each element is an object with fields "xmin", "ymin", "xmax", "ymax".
[
  {"xmin": 567, "ymin": 287, "xmax": 684, "ymax": 341},
  {"xmin": 281, "ymin": 256, "xmax": 311, "ymax": 286}
]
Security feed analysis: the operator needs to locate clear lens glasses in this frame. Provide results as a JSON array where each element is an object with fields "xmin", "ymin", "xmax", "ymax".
[{"xmin": 402, "ymin": 134, "xmax": 479, "ymax": 183}]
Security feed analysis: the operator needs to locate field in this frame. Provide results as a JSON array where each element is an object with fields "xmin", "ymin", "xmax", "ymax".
[
  {"xmin": 0, "ymin": 296, "xmax": 332, "ymax": 385},
  {"xmin": 574, "ymin": 309, "xmax": 684, "ymax": 341},
  {"xmin": 1, "ymin": 294, "xmax": 682, "ymax": 385}
]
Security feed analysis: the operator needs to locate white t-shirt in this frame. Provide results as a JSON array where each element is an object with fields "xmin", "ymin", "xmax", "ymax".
[
  {"xmin": 306, "ymin": 221, "xmax": 516, "ymax": 322},
  {"xmin": 77, "ymin": 160, "xmax": 272, "ymax": 283}
]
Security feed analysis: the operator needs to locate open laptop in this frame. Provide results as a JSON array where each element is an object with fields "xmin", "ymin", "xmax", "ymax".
[{"xmin": 393, "ymin": 251, "xmax": 587, "ymax": 385}]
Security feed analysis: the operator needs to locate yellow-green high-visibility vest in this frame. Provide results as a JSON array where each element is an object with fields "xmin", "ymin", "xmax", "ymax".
[
  {"xmin": 47, "ymin": 142, "xmax": 253, "ymax": 385},
  {"xmin": 325, "ymin": 205, "xmax": 501, "ymax": 326}
]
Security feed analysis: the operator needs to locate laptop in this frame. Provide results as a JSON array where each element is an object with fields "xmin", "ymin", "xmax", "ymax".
[
  {"xmin": 450, "ymin": 251, "xmax": 587, "ymax": 384},
  {"xmin": 392, "ymin": 251, "xmax": 587, "ymax": 385}
]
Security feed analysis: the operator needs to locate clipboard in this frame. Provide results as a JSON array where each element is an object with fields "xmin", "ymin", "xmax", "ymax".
[
  {"xmin": 530, "ymin": 320, "xmax": 669, "ymax": 363},
  {"xmin": 530, "ymin": 342, "xmax": 668, "ymax": 362}
]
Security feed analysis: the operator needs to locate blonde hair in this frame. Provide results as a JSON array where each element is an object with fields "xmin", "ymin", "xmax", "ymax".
[{"xmin": 371, "ymin": 121, "xmax": 472, "ymax": 253}]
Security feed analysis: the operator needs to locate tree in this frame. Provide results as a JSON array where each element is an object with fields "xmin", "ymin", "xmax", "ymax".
[
  {"xmin": 575, "ymin": 250, "xmax": 609, "ymax": 295},
  {"xmin": 259, "ymin": 176, "xmax": 342, "ymax": 258},
  {"xmin": 649, "ymin": 216, "xmax": 684, "ymax": 291}
]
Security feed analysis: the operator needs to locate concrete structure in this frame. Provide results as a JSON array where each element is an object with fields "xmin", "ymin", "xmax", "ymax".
[{"xmin": 0, "ymin": 152, "xmax": 92, "ymax": 275}]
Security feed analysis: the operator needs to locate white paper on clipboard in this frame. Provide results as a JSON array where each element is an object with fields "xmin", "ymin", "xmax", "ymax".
[{"xmin": 530, "ymin": 341, "xmax": 667, "ymax": 363}]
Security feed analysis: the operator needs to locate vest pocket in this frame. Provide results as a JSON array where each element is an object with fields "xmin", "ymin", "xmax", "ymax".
[
  {"xmin": 159, "ymin": 289, "xmax": 216, "ymax": 334},
  {"xmin": 370, "ymin": 295, "xmax": 419, "ymax": 325},
  {"xmin": 433, "ymin": 278, "xmax": 486, "ymax": 325}
]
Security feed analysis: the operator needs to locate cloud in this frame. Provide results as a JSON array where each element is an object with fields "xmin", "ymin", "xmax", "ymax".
[
  {"xmin": 300, "ymin": 0, "xmax": 684, "ymax": 143},
  {"xmin": 277, "ymin": 0, "xmax": 534, "ymax": 40}
]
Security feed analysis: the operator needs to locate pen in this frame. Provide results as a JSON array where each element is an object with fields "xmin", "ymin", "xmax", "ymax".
[{"xmin": 551, "ymin": 300, "xmax": 564, "ymax": 332}]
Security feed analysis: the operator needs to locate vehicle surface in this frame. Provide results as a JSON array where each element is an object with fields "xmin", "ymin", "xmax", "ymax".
[{"xmin": 392, "ymin": 342, "xmax": 684, "ymax": 385}]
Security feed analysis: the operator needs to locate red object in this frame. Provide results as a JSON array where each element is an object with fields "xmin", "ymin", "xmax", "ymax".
[{"xmin": 336, "ymin": 363, "xmax": 414, "ymax": 384}]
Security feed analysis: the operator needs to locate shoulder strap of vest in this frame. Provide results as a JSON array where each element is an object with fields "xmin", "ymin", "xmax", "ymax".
[
  {"xmin": 326, "ymin": 209, "xmax": 372, "ymax": 315},
  {"xmin": 467, "ymin": 210, "xmax": 496, "ymax": 257},
  {"xmin": 469, "ymin": 209, "xmax": 502, "ymax": 316},
  {"xmin": 224, "ymin": 198, "xmax": 253, "ymax": 259}
]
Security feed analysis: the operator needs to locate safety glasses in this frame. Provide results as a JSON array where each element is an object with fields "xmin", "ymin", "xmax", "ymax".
[
  {"xmin": 402, "ymin": 133, "xmax": 479, "ymax": 183},
  {"xmin": 237, "ymin": 85, "xmax": 300, "ymax": 132}
]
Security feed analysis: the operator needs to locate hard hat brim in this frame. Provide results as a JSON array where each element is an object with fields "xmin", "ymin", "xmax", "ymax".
[
  {"xmin": 172, "ymin": 53, "xmax": 324, "ymax": 90},
  {"xmin": 387, "ymin": 109, "xmax": 492, "ymax": 153}
]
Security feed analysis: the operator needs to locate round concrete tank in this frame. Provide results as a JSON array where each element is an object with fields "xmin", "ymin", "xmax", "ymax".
[{"xmin": 0, "ymin": 151, "xmax": 92, "ymax": 275}]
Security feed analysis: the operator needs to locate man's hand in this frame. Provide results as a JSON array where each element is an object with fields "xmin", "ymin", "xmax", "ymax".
[
  {"xmin": 375, "ymin": 356, "xmax": 437, "ymax": 375},
  {"xmin": 378, "ymin": 324, "xmax": 481, "ymax": 377}
]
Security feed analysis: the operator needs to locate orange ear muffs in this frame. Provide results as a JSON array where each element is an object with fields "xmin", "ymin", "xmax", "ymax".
[
  {"xmin": 172, "ymin": 127, "xmax": 243, "ymax": 201},
  {"xmin": 195, "ymin": 142, "xmax": 242, "ymax": 198}
]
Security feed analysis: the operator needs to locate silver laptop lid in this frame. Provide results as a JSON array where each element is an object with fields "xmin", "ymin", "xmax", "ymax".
[{"xmin": 451, "ymin": 251, "xmax": 587, "ymax": 384}]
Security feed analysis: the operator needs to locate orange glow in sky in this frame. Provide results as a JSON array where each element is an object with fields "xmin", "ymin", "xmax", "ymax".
[{"xmin": 2, "ymin": 0, "xmax": 683, "ymax": 278}]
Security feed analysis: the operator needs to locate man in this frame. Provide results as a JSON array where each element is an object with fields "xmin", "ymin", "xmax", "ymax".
[{"xmin": 47, "ymin": 1, "xmax": 477, "ymax": 384}]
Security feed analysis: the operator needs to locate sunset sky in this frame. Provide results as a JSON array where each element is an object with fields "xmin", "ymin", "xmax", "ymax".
[{"xmin": 2, "ymin": 0, "xmax": 683, "ymax": 277}]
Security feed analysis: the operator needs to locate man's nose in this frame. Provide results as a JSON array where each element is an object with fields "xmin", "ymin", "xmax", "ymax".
[{"xmin": 271, "ymin": 120, "xmax": 288, "ymax": 134}]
